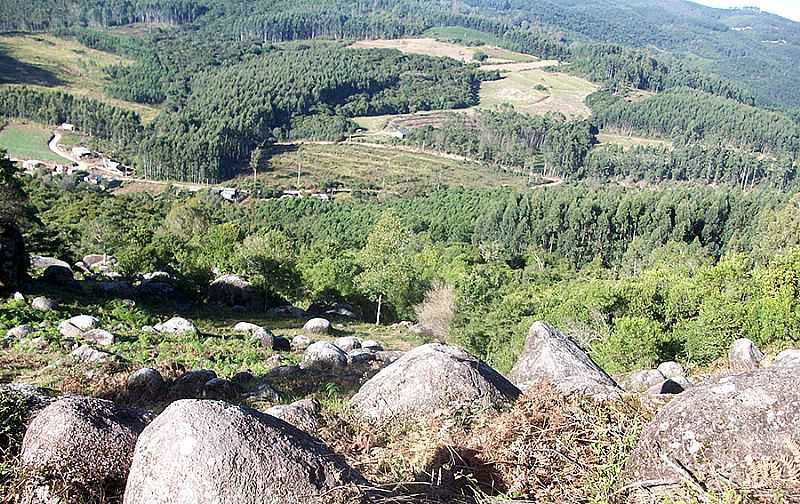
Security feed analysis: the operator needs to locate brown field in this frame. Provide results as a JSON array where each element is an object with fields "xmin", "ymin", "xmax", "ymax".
[{"xmin": 597, "ymin": 132, "xmax": 673, "ymax": 150}]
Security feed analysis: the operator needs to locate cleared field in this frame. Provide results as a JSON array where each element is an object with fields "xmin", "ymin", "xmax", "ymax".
[
  {"xmin": 0, "ymin": 123, "xmax": 69, "ymax": 162},
  {"xmin": 350, "ymin": 37, "xmax": 535, "ymax": 64},
  {"xmin": 477, "ymin": 68, "xmax": 598, "ymax": 118},
  {"xmin": 238, "ymin": 142, "xmax": 526, "ymax": 194},
  {"xmin": 0, "ymin": 34, "xmax": 159, "ymax": 122},
  {"xmin": 597, "ymin": 132, "xmax": 673, "ymax": 150}
]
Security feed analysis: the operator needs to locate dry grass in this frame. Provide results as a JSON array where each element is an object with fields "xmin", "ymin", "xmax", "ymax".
[
  {"xmin": 0, "ymin": 34, "xmax": 160, "ymax": 122},
  {"xmin": 414, "ymin": 283, "xmax": 455, "ymax": 343},
  {"xmin": 349, "ymin": 38, "xmax": 534, "ymax": 64},
  {"xmin": 319, "ymin": 385, "xmax": 652, "ymax": 503}
]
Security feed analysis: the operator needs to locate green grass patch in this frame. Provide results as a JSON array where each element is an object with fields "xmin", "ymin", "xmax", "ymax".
[
  {"xmin": 0, "ymin": 123, "xmax": 68, "ymax": 162},
  {"xmin": 238, "ymin": 142, "xmax": 527, "ymax": 194}
]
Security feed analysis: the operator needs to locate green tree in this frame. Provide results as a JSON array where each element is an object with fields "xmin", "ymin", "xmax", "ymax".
[{"xmin": 356, "ymin": 211, "xmax": 418, "ymax": 324}]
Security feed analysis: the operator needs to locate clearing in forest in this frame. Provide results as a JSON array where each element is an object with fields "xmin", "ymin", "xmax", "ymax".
[
  {"xmin": 349, "ymin": 37, "xmax": 536, "ymax": 64},
  {"xmin": 0, "ymin": 123, "xmax": 69, "ymax": 162},
  {"xmin": 597, "ymin": 132, "xmax": 674, "ymax": 150},
  {"xmin": 0, "ymin": 33, "xmax": 160, "ymax": 122},
  {"xmin": 240, "ymin": 142, "xmax": 526, "ymax": 194}
]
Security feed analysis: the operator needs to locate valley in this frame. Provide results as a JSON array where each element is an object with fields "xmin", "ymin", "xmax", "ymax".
[{"xmin": 1, "ymin": 1, "xmax": 800, "ymax": 503}]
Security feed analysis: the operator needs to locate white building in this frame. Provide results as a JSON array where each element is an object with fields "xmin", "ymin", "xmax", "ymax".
[
  {"xmin": 22, "ymin": 160, "xmax": 45, "ymax": 171},
  {"xmin": 72, "ymin": 146, "xmax": 92, "ymax": 159},
  {"xmin": 61, "ymin": 123, "xmax": 76, "ymax": 131}
]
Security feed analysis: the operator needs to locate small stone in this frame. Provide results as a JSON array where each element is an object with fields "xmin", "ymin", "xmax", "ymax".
[
  {"xmin": 347, "ymin": 348, "xmax": 376, "ymax": 366},
  {"xmin": 6, "ymin": 324, "xmax": 32, "ymax": 339},
  {"xmin": 82, "ymin": 329, "xmax": 115, "ymax": 347},
  {"xmin": 361, "ymin": 340, "xmax": 383, "ymax": 352},
  {"xmin": 253, "ymin": 327, "xmax": 274, "ymax": 349},
  {"xmin": 231, "ymin": 371, "xmax": 255, "ymax": 388},
  {"xmin": 26, "ymin": 337, "xmax": 48, "ymax": 350},
  {"xmin": 12, "ymin": 292, "xmax": 25, "ymax": 302},
  {"xmin": 272, "ymin": 336, "xmax": 291, "ymax": 352},
  {"xmin": 656, "ymin": 361, "xmax": 685, "ymax": 380},
  {"xmin": 127, "ymin": 368, "xmax": 165, "ymax": 399},
  {"xmin": 202, "ymin": 378, "xmax": 240, "ymax": 401},
  {"xmin": 170, "ymin": 370, "xmax": 216, "ymax": 399},
  {"xmin": 31, "ymin": 297, "xmax": 58, "ymax": 312},
  {"xmin": 334, "ymin": 336, "xmax": 362, "ymax": 352},
  {"xmin": 729, "ymin": 338, "xmax": 764, "ymax": 372},
  {"xmin": 233, "ymin": 322, "xmax": 262, "ymax": 334},
  {"xmin": 70, "ymin": 345, "xmax": 111, "ymax": 365},
  {"xmin": 291, "ymin": 334, "xmax": 313, "ymax": 352},
  {"xmin": 623, "ymin": 369, "xmax": 666, "ymax": 393},
  {"xmin": 154, "ymin": 317, "xmax": 197, "ymax": 336},
  {"xmin": 246, "ymin": 380, "xmax": 282, "ymax": 402}
]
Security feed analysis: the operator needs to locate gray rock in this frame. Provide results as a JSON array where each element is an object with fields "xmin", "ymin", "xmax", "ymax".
[
  {"xmin": 12, "ymin": 291, "xmax": 25, "ymax": 302},
  {"xmin": 267, "ymin": 305, "xmax": 308, "ymax": 319},
  {"xmin": 303, "ymin": 317, "xmax": 331, "ymax": 335},
  {"xmin": 154, "ymin": 316, "xmax": 197, "ymax": 336},
  {"xmin": 266, "ymin": 399, "xmax": 321, "ymax": 433},
  {"xmin": 127, "ymin": 368, "xmax": 165, "ymax": 400},
  {"xmin": 351, "ymin": 343, "xmax": 520, "ymax": 421},
  {"xmin": 66, "ymin": 315, "xmax": 100, "ymax": 332},
  {"xmin": 70, "ymin": 345, "xmax": 111, "ymax": 365},
  {"xmin": 6, "ymin": 324, "xmax": 32, "ymax": 339},
  {"xmin": 656, "ymin": 361, "xmax": 686, "ymax": 380},
  {"xmin": 646, "ymin": 378, "xmax": 687, "ymax": 395},
  {"xmin": 291, "ymin": 334, "xmax": 313, "ymax": 351},
  {"xmin": 21, "ymin": 396, "xmax": 150, "ymax": 497},
  {"xmin": 233, "ymin": 322, "xmax": 262, "ymax": 334},
  {"xmin": 141, "ymin": 325, "xmax": 156, "ymax": 334},
  {"xmin": 123, "ymin": 400, "xmax": 368, "ymax": 504},
  {"xmin": 300, "ymin": 342, "xmax": 347, "ymax": 371},
  {"xmin": 729, "ymin": 338, "xmax": 764, "ymax": 372},
  {"xmin": 30, "ymin": 256, "xmax": 70, "ymax": 271},
  {"xmin": 58, "ymin": 315, "xmax": 100, "ymax": 339},
  {"xmin": 26, "ymin": 337, "xmax": 48, "ymax": 350},
  {"xmin": 42, "ymin": 264, "xmax": 74, "ymax": 284},
  {"xmin": 208, "ymin": 274, "xmax": 262, "ymax": 307},
  {"xmin": 246, "ymin": 380, "xmax": 282, "ymax": 402},
  {"xmin": 773, "ymin": 349, "xmax": 800, "ymax": 368},
  {"xmin": 347, "ymin": 348, "xmax": 377, "ymax": 366},
  {"xmin": 626, "ymin": 367, "xmax": 800, "ymax": 496},
  {"xmin": 623, "ymin": 369, "xmax": 666, "ymax": 393},
  {"xmin": 31, "ymin": 296, "xmax": 58, "ymax": 312},
  {"xmin": 82, "ymin": 328, "xmax": 115, "ymax": 346},
  {"xmin": 361, "ymin": 339, "xmax": 383, "ymax": 352},
  {"xmin": 334, "ymin": 336, "xmax": 362, "ymax": 352},
  {"xmin": 409, "ymin": 323, "xmax": 434, "ymax": 336},
  {"xmin": 272, "ymin": 335, "xmax": 291, "ymax": 352},
  {"xmin": 510, "ymin": 321, "xmax": 620, "ymax": 399},
  {"xmin": 253, "ymin": 327, "xmax": 274, "ymax": 349},
  {"xmin": 203, "ymin": 378, "xmax": 240, "ymax": 401},
  {"xmin": 231, "ymin": 371, "xmax": 255, "ymax": 388},
  {"xmin": 171, "ymin": 370, "xmax": 217, "ymax": 399}
]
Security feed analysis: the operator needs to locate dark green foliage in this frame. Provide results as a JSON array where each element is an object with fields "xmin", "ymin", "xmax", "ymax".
[
  {"xmin": 583, "ymin": 143, "xmax": 798, "ymax": 190},
  {"xmin": 588, "ymin": 89, "xmax": 800, "ymax": 158}
]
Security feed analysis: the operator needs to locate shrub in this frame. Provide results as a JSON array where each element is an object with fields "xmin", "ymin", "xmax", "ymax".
[{"xmin": 414, "ymin": 282, "xmax": 456, "ymax": 342}]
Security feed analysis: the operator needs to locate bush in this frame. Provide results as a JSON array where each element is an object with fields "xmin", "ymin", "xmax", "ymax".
[
  {"xmin": 592, "ymin": 317, "xmax": 665, "ymax": 374},
  {"xmin": 414, "ymin": 282, "xmax": 455, "ymax": 342}
]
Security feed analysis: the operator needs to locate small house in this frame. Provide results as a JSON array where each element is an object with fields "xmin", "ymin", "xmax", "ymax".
[
  {"xmin": 72, "ymin": 146, "xmax": 92, "ymax": 159},
  {"xmin": 22, "ymin": 160, "xmax": 45, "ymax": 171},
  {"xmin": 61, "ymin": 123, "xmax": 76, "ymax": 132}
]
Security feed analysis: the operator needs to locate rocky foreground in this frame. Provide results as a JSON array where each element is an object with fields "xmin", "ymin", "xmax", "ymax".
[{"xmin": 2, "ymin": 307, "xmax": 799, "ymax": 503}]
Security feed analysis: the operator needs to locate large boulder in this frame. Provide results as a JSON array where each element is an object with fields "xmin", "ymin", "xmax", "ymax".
[
  {"xmin": 30, "ymin": 256, "xmax": 70, "ymax": 271},
  {"xmin": 350, "ymin": 343, "xmax": 520, "ymax": 421},
  {"xmin": 127, "ymin": 368, "xmax": 166, "ymax": 400},
  {"xmin": 123, "ymin": 400, "xmax": 368, "ymax": 504},
  {"xmin": 729, "ymin": 338, "xmax": 764, "ymax": 372},
  {"xmin": 300, "ymin": 342, "xmax": 347, "ymax": 371},
  {"xmin": 303, "ymin": 317, "xmax": 331, "ymax": 335},
  {"xmin": 509, "ymin": 321, "xmax": 620, "ymax": 399},
  {"xmin": 773, "ymin": 349, "xmax": 800, "ymax": 368},
  {"xmin": 623, "ymin": 369, "xmax": 665, "ymax": 393},
  {"xmin": 233, "ymin": 321, "xmax": 273, "ymax": 348},
  {"xmin": 334, "ymin": 336, "xmax": 362, "ymax": 352},
  {"xmin": 170, "ymin": 369, "xmax": 217, "ymax": 399},
  {"xmin": 6, "ymin": 324, "xmax": 32, "ymax": 340},
  {"xmin": 626, "ymin": 367, "xmax": 800, "ymax": 497},
  {"xmin": 71, "ymin": 344, "xmax": 112, "ymax": 365},
  {"xmin": 208, "ymin": 274, "xmax": 262, "ymax": 308},
  {"xmin": 42, "ymin": 264, "xmax": 74, "ymax": 284},
  {"xmin": 291, "ymin": 334, "xmax": 313, "ymax": 351},
  {"xmin": 58, "ymin": 315, "xmax": 100, "ymax": 339},
  {"xmin": 0, "ymin": 222, "xmax": 27, "ymax": 295},
  {"xmin": 21, "ymin": 396, "xmax": 150, "ymax": 499}
]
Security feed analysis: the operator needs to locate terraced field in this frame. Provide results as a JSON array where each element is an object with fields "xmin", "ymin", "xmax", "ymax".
[
  {"xmin": 0, "ymin": 33, "xmax": 159, "ymax": 122},
  {"xmin": 238, "ymin": 142, "xmax": 527, "ymax": 195}
]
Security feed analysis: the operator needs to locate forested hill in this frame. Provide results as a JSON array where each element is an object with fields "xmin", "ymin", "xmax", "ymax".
[{"xmin": 2, "ymin": 0, "xmax": 799, "ymax": 108}]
